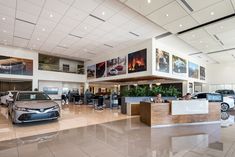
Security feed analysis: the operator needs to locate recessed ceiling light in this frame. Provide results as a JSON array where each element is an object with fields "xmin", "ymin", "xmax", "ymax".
[
  {"xmin": 37, "ymin": 38, "xmax": 40, "ymax": 41},
  {"xmin": 102, "ymin": 11, "xmax": 105, "ymax": 15},
  {"xmin": 166, "ymin": 14, "xmax": 169, "ymax": 17},
  {"xmin": 2, "ymin": 17, "xmax": 6, "ymax": 20},
  {"xmin": 42, "ymin": 28, "xmax": 46, "ymax": 31},
  {"xmin": 210, "ymin": 12, "xmax": 214, "ymax": 16},
  {"xmin": 3, "ymin": 30, "xmax": 6, "ymax": 33},
  {"xmin": 179, "ymin": 24, "xmax": 183, "ymax": 27},
  {"xmin": 199, "ymin": 40, "xmax": 203, "ymax": 43},
  {"xmin": 49, "ymin": 13, "xmax": 53, "ymax": 18},
  {"xmin": 84, "ymin": 26, "xmax": 87, "ymax": 30},
  {"xmin": 147, "ymin": 0, "xmax": 151, "ymax": 3}
]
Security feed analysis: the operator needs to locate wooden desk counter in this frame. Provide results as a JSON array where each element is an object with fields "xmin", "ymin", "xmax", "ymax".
[{"xmin": 140, "ymin": 101, "xmax": 221, "ymax": 127}]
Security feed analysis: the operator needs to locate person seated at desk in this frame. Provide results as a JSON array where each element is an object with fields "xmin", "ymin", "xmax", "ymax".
[
  {"xmin": 183, "ymin": 93, "xmax": 192, "ymax": 100},
  {"xmin": 154, "ymin": 93, "xmax": 164, "ymax": 103}
]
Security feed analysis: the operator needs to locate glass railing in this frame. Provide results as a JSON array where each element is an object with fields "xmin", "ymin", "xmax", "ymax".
[{"xmin": 38, "ymin": 63, "xmax": 84, "ymax": 74}]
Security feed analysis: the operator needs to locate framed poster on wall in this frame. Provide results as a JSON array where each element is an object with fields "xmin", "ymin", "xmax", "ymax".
[
  {"xmin": 0, "ymin": 55, "xmax": 33, "ymax": 76},
  {"xmin": 172, "ymin": 55, "xmax": 187, "ymax": 75},
  {"xmin": 87, "ymin": 65, "xmax": 96, "ymax": 79},
  {"xmin": 107, "ymin": 56, "xmax": 126, "ymax": 77},
  {"xmin": 96, "ymin": 62, "xmax": 106, "ymax": 78},
  {"xmin": 200, "ymin": 66, "xmax": 206, "ymax": 80},
  {"xmin": 128, "ymin": 49, "xmax": 147, "ymax": 73},
  {"xmin": 156, "ymin": 49, "xmax": 169, "ymax": 73},
  {"xmin": 188, "ymin": 62, "xmax": 199, "ymax": 79}
]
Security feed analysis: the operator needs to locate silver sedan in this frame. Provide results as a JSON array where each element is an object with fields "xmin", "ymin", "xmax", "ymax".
[{"xmin": 8, "ymin": 91, "xmax": 60, "ymax": 124}]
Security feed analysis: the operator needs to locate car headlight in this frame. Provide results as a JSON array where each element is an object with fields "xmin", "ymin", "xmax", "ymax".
[
  {"xmin": 53, "ymin": 105, "xmax": 60, "ymax": 109},
  {"xmin": 14, "ymin": 106, "xmax": 28, "ymax": 111}
]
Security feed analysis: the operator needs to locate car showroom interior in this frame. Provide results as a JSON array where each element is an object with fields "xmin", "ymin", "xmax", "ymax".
[{"xmin": 1, "ymin": 0, "xmax": 235, "ymax": 156}]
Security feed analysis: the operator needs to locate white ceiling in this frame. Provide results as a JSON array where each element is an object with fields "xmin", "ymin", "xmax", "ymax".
[
  {"xmin": 120, "ymin": 0, "xmax": 235, "ymax": 64},
  {"xmin": 1, "ymin": 0, "xmax": 235, "ymax": 63},
  {"xmin": 0, "ymin": 0, "xmax": 166, "ymax": 61}
]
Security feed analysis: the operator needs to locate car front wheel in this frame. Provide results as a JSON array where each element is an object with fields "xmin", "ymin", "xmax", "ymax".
[{"xmin": 221, "ymin": 103, "xmax": 229, "ymax": 112}]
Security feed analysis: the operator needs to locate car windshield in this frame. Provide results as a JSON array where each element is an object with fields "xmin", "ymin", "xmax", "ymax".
[
  {"xmin": 17, "ymin": 92, "xmax": 51, "ymax": 101},
  {"xmin": 216, "ymin": 90, "xmax": 235, "ymax": 94}
]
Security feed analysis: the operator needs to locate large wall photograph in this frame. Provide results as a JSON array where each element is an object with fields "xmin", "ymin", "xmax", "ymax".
[
  {"xmin": 128, "ymin": 49, "xmax": 147, "ymax": 73},
  {"xmin": 107, "ymin": 56, "xmax": 126, "ymax": 77},
  {"xmin": 96, "ymin": 62, "xmax": 106, "ymax": 78},
  {"xmin": 172, "ymin": 55, "xmax": 187, "ymax": 75},
  {"xmin": 188, "ymin": 61, "xmax": 199, "ymax": 79},
  {"xmin": 200, "ymin": 66, "xmax": 206, "ymax": 80},
  {"xmin": 0, "ymin": 55, "xmax": 33, "ymax": 76},
  {"xmin": 87, "ymin": 65, "xmax": 96, "ymax": 79},
  {"xmin": 156, "ymin": 49, "xmax": 169, "ymax": 73}
]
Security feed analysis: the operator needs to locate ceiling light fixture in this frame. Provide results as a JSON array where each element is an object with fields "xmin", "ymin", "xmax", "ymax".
[
  {"xmin": 199, "ymin": 40, "xmax": 203, "ymax": 43},
  {"xmin": 179, "ymin": 24, "xmax": 183, "ymax": 27},
  {"xmin": 166, "ymin": 14, "xmax": 169, "ymax": 17},
  {"xmin": 210, "ymin": 12, "xmax": 214, "ymax": 16},
  {"xmin": 2, "ymin": 17, "xmax": 6, "ymax": 20},
  {"xmin": 3, "ymin": 30, "xmax": 6, "ymax": 33},
  {"xmin": 37, "ymin": 38, "xmax": 40, "ymax": 41},
  {"xmin": 147, "ymin": 0, "xmax": 151, "ymax": 3},
  {"xmin": 84, "ymin": 26, "xmax": 87, "ymax": 30},
  {"xmin": 42, "ymin": 28, "xmax": 46, "ymax": 31},
  {"xmin": 156, "ymin": 83, "xmax": 161, "ymax": 86},
  {"xmin": 49, "ymin": 13, "xmax": 53, "ymax": 18},
  {"xmin": 102, "ymin": 11, "xmax": 105, "ymax": 15}
]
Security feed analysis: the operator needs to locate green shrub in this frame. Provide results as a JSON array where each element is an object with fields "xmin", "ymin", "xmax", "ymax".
[{"xmin": 122, "ymin": 85, "xmax": 181, "ymax": 97}]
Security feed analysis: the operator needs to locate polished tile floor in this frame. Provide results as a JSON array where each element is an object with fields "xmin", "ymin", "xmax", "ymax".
[
  {"xmin": 0, "ymin": 104, "xmax": 131, "ymax": 141},
  {"xmin": 1, "ymin": 105, "xmax": 235, "ymax": 157},
  {"xmin": 1, "ymin": 115, "xmax": 235, "ymax": 157}
]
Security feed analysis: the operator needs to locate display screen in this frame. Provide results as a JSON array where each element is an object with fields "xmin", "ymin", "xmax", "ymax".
[{"xmin": 207, "ymin": 93, "xmax": 223, "ymax": 102}]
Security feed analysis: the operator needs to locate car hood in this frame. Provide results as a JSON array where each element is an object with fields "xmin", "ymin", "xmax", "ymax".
[{"xmin": 15, "ymin": 100, "xmax": 58, "ymax": 109}]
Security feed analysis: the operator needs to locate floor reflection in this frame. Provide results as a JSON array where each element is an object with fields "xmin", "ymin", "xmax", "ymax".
[
  {"xmin": 221, "ymin": 111, "xmax": 235, "ymax": 128},
  {"xmin": 1, "ymin": 117, "xmax": 231, "ymax": 157}
]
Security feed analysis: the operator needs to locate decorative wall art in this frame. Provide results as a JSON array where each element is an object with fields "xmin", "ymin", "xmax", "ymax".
[
  {"xmin": 107, "ymin": 56, "xmax": 126, "ymax": 76},
  {"xmin": 128, "ymin": 49, "xmax": 147, "ymax": 73},
  {"xmin": 156, "ymin": 49, "xmax": 169, "ymax": 73}
]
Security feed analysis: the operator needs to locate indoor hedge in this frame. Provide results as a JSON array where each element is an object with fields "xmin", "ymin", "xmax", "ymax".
[{"xmin": 122, "ymin": 85, "xmax": 181, "ymax": 97}]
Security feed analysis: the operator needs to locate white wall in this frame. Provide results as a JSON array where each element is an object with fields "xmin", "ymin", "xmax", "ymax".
[
  {"xmin": 152, "ymin": 36, "xmax": 207, "ymax": 83},
  {"xmin": 38, "ymin": 80, "xmax": 82, "ymax": 99},
  {"xmin": 85, "ymin": 39, "xmax": 153, "ymax": 82},
  {"xmin": 207, "ymin": 63, "xmax": 235, "ymax": 92},
  {"xmin": 0, "ymin": 45, "xmax": 86, "ymax": 91}
]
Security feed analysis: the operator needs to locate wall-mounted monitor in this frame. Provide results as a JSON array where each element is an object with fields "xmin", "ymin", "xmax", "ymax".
[{"xmin": 206, "ymin": 93, "xmax": 223, "ymax": 102}]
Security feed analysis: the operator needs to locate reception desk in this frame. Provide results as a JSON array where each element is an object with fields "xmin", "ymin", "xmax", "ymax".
[{"xmin": 140, "ymin": 100, "xmax": 221, "ymax": 127}]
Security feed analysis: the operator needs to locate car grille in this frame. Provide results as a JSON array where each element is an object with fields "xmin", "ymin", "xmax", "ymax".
[
  {"xmin": 18, "ymin": 111, "xmax": 60, "ymax": 121},
  {"xmin": 28, "ymin": 107, "xmax": 54, "ymax": 112}
]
